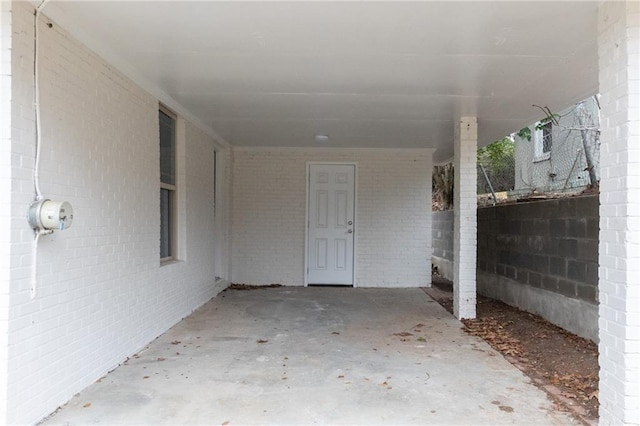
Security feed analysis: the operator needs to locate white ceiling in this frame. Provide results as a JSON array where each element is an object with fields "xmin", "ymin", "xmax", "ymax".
[{"xmin": 42, "ymin": 1, "xmax": 599, "ymax": 162}]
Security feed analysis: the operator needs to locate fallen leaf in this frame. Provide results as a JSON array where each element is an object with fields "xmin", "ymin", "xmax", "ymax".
[
  {"xmin": 143, "ymin": 376, "xmax": 150, "ymax": 379},
  {"xmin": 171, "ymin": 340, "xmax": 181, "ymax": 345},
  {"xmin": 257, "ymin": 339, "xmax": 268, "ymax": 344},
  {"xmin": 416, "ymin": 337, "xmax": 426, "ymax": 342},
  {"xmin": 157, "ymin": 357, "xmax": 166, "ymax": 361},
  {"xmin": 83, "ymin": 403, "xmax": 91, "ymax": 408},
  {"xmin": 222, "ymin": 421, "xmax": 230, "ymax": 425},
  {"xmin": 337, "ymin": 375, "xmax": 344, "ymax": 379},
  {"xmin": 393, "ymin": 332, "xmax": 413, "ymax": 337},
  {"xmin": 331, "ymin": 332, "xmax": 340, "ymax": 335}
]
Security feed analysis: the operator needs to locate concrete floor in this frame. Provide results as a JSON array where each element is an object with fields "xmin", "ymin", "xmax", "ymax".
[{"xmin": 43, "ymin": 287, "xmax": 576, "ymax": 425}]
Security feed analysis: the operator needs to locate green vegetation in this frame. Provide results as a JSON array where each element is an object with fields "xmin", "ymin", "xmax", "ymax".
[{"xmin": 477, "ymin": 136, "xmax": 515, "ymax": 193}]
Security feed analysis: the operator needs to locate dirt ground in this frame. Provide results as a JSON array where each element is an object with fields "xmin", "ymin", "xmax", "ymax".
[{"xmin": 424, "ymin": 276, "xmax": 599, "ymax": 424}]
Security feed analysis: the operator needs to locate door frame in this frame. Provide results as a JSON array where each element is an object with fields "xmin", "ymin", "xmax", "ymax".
[{"xmin": 304, "ymin": 161, "xmax": 358, "ymax": 287}]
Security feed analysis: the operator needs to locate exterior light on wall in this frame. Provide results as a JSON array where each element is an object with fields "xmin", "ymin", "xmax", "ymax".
[{"xmin": 315, "ymin": 134, "xmax": 330, "ymax": 144}]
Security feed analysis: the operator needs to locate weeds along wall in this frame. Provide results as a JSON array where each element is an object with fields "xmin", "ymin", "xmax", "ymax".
[{"xmin": 4, "ymin": 3, "xmax": 229, "ymax": 424}]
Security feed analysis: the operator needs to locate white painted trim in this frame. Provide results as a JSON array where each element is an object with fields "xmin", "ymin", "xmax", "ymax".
[
  {"xmin": 533, "ymin": 123, "xmax": 552, "ymax": 162},
  {"xmin": 175, "ymin": 115, "xmax": 187, "ymax": 262},
  {"xmin": 214, "ymin": 148, "xmax": 232, "ymax": 281},
  {"xmin": 233, "ymin": 146, "xmax": 434, "ymax": 154},
  {"xmin": 304, "ymin": 163, "xmax": 310, "ymax": 287},
  {"xmin": 305, "ymin": 161, "xmax": 358, "ymax": 287},
  {"xmin": 213, "ymin": 149, "xmax": 225, "ymax": 281},
  {"xmin": 353, "ymin": 163, "xmax": 359, "ymax": 288}
]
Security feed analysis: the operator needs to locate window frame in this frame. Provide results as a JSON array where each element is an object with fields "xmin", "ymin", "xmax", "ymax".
[
  {"xmin": 159, "ymin": 106, "xmax": 177, "ymax": 262},
  {"xmin": 533, "ymin": 121, "xmax": 552, "ymax": 162}
]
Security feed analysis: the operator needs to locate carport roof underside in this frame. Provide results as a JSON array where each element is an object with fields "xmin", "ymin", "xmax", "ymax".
[{"xmin": 43, "ymin": 1, "xmax": 599, "ymax": 162}]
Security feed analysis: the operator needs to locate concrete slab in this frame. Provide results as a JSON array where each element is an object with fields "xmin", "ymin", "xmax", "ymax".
[{"xmin": 42, "ymin": 288, "xmax": 576, "ymax": 425}]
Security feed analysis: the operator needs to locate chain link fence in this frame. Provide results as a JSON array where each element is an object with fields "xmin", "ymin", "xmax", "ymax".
[
  {"xmin": 477, "ymin": 97, "xmax": 600, "ymax": 205},
  {"xmin": 433, "ymin": 97, "xmax": 600, "ymax": 209}
]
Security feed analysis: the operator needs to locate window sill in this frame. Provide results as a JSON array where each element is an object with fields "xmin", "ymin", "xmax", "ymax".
[
  {"xmin": 160, "ymin": 258, "xmax": 182, "ymax": 267},
  {"xmin": 533, "ymin": 153, "xmax": 551, "ymax": 163}
]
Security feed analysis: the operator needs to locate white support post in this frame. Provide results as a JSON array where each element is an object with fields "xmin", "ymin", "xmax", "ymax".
[
  {"xmin": 453, "ymin": 117, "xmax": 478, "ymax": 319},
  {"xmin": 597, "ymin": 1, "xmax": 640, "ymax": 424},
  {"xmin": 0, "ymin": 2, "xmax": 12, "ymax": 423}
]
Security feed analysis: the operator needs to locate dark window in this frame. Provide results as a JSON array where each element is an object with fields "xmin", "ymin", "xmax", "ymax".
[
  {"xmin": 159, "ymin": 108, "xmax": 176, "ymax": 260},
  {"xmin": 542, "ymin": 121, "xmax": 552, "ymax": 153}
]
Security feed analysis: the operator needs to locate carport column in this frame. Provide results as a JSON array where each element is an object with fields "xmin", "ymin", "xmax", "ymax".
[
  {"xmin": 597, "ymin": 1, "xmax": 640, "ymax": 425},
  {"xmin": 453, "ymin": 117, "xmax": 477, "ymax": 320},
  {"xmin": 0, "ymin": 1, "xmax": 11, "ymax": 422}
]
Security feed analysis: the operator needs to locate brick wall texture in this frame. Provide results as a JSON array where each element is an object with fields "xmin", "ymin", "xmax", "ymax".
[
  {"xmin": 231, "ymin": 148, "xmax": 432, "ymax": 288},
  {"xmin": 4, "ymin": 0, "xmax": 639, "ymax": 424},
  {"xmin": 453, "ymin": 117, "xmax": 478, "ymax": 319},
  {"xmin": 478, "ymin": 195, "xmax": 599, "ymax": 306},
  {"xmin": 4, "ymin": 3, "xmax": 230, "ymax": 424},
  {"xmin": 0, "ymin": 1, "xmax": 13, "ymax": 420},
  {"xmin": 597, "ymin": 1, "xmax": 640, "ymax": 424}
]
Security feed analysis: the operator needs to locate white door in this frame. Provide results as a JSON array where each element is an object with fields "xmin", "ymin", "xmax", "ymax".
[{"xmin": 307, "ymin": 164, "xmax": 355, "ymax": 285}]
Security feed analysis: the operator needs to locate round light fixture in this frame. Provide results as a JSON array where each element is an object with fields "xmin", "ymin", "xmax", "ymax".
[{"xmin": 315, "ymin": 134, "xmax": 330, "ymax": 144}]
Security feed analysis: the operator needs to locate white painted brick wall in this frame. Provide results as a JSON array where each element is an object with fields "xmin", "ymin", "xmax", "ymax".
[
  {"xmin": 453, "ymin": 117, "xmax": 477, "ymax": 320},
  {"xmin": 0, "ymin": 1, "xmax": 12, "ymax": 422},
  {"xmin": 5, "ymin": 3, "xmax": 230, "ymax": 424},
  {"xmin": 231, "ymin": 148, "xmax": 432, "ymax": 288},
  {"xmin": 598, "ymin": 1, "xmax": 640, "ymax": 424}
]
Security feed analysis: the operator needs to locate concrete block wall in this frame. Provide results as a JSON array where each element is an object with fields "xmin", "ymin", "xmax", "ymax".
[
  {"xmin": 5, "ymin": 3, "xmax": 229, "ymax": 424},
  {"xmin": 431, "ymin": 210, "xmax": 454, "ymax": 281},
  {"xmin": 231, "ymin": 148, "xmax": 432, "ymax": 288},
  {"xmin": 477, "ymin": 195, "xmax": 599, "ymax": 341}
]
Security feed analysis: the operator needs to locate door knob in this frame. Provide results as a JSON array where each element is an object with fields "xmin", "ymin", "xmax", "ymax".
[
  {"xmin": 348, "ymin": 220, "xmax": 353, "ymax": 225},
  {"xmin": 347, "ymin": 229, "xmax": 353, "ymax": 234}
]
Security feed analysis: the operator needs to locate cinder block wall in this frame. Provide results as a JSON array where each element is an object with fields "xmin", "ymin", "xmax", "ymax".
[
  {"xmin": 431, "ymin": 210, "xmax": 454, "ymax": 281},
  {"xmin": 477, "ymin": 195, "xmax": 599, "ymax": 341},
  {"xmin": 232, "ymin": 148, "xmax": 432, "ymax": 287},
  {"xmin": 5, "ymin": 3, "xmax": 229, "ymax": 424}
]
